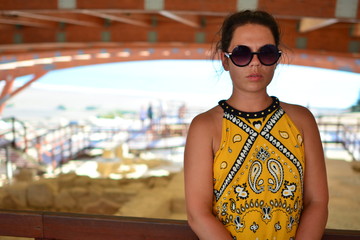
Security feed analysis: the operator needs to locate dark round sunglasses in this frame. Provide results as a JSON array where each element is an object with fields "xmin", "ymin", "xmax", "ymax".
[{"xmin": 224, "ymin": 44, "xmax": 282, "ymax": 67}]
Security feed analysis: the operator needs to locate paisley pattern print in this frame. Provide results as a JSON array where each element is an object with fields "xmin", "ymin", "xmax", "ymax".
[
  {"xmin": 248, "ymin": 160, "xmax": 264, "ymax": 194},
  {"xmin": 213, "ymin": 97, "xmax": 305, "ymax": 240}
]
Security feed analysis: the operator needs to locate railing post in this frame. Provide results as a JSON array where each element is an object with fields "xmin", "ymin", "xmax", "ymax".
[
  {"xmin": 36, "ymin": 136, "xmax": 43, "ymax": 163},
  {"xmin": 23, "ymin": 124, "xmax": 28, "ymax": 152},
  {"xmin": 68, "ymin": 124, "xmax": 73, "ymax": 160},
  {"xmin": 10, "ymin": 117, "xmax": 16, "ymax": 149},
  {"xmin": 5, "ymin": 145, "xmax": 13, "ymax": 181}
]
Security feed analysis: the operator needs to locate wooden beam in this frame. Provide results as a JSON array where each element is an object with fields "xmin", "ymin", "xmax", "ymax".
[
  {"xmin": 9, "ymin": 71, "xmax": 48, "ymax": 99},
  {"xmin": 0, "ymin": 71, "xmax": 46, "ymax": 114},
  {"xmin": 6, "ymin": 10, "xmax": 100, "ymax": 27},
  {"xmin": 78, "ymin": 10, "xmax": 150, "ymax": 27},
  {"xmin": 0, "ymin": 75, "xmax": 15, "ymax": 115},
  {"xmin": 0, "ymin": 18, "xmax": 51, "ymax": 28},
  {"xmin": 0, "ymin": 71, "xmax": 48, "ymax": 115},
  {"xmin": 299, "ymin": 17, "xmax": 338, "ymax": 33},
  {"xmin": 159, "ymin": 10, "xmax": 200, "ymax": 28}
]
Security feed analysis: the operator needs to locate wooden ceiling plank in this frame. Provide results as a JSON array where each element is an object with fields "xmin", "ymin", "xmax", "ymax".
[
  {"xmin": 159, "ymin": 10, "xmax": 200, "ymax": 28},
  {"xmin": 0, "ymin": 18, "xmax": 50, "ymax": 27},
  {"xmin": 352, "ymin": 23, "xmax": 360, "ymax": 37},
  {"xmin": 7, "ymin": 11, "xmax": 99, "ymax": 27},
  {"xmin": 299, "ymin": 17, "xmax": 339, "ymax": 33},
  {"xmin": 78, "ymin": 10, "xmax": 150, "ymax": 27}
]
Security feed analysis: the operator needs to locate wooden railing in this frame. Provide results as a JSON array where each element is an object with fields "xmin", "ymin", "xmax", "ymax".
[{"xmin": 0, "ymin": 210, "xmax": 359, "ymax": 240}]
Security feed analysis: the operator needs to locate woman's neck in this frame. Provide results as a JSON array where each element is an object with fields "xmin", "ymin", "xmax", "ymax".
[{"xmin": 226, "ymin": 93, "xmax": 273, "ymax": 112}]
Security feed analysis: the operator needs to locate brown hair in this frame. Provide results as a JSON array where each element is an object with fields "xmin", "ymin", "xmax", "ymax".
[{"xmin": 215, "ymin": 10, "xmax": 281, "ymax": 53}]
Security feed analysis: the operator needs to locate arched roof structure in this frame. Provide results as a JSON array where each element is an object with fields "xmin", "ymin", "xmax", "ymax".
[{"xmin": 0, "ymin": 0, "xmax": 359, "ymax": 114}]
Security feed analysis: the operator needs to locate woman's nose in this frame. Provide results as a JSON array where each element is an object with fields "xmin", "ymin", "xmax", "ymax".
[{"xmin": 249, "ymin": 53, "xmax": 261, "ymax": 66}]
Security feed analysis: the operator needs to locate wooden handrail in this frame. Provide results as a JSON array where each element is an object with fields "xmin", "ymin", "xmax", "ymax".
[
  {"xmin": 0, "ymin": 210, "xmax": 359, "ymax": 240},
  {"xmin": 0, "ymin": 209, "xmax": 198, "ymax": 240}
]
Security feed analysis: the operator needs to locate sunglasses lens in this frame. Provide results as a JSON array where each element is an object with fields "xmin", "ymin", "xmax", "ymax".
[
  {"xmin": 258, "ymin": 45, "xmax": 280, "ymax": 66},
  {"xmin": 231, "ymin": 46, "xmax": 252, "ymax": 66}
]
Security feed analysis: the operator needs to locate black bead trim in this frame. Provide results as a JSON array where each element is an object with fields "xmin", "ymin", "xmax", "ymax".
[{"xmin": 218, "ymin": 96, "xmax": 280, "ymax": 119}]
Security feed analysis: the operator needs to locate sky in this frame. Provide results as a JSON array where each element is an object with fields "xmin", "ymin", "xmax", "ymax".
[{"xmin": 14, "ymin": 59, "xmax": 360, "ymax": 111}]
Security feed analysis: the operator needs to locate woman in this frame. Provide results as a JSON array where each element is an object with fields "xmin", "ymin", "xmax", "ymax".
[{"xmin": 184, "ymin": 10, "xmax": 328, "ymax": 240}]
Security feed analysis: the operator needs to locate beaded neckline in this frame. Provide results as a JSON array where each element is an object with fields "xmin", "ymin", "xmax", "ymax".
[{"xmin": 218, "ymin": 96, "xmax": 280, "ymax": 119}]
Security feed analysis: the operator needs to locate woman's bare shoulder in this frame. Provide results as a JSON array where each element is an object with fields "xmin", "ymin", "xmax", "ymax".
[
  {"xmin": 280, "ymin": 101, "xmax": 314, "ymax": 119},
  {"xmin": 190, "ymin": 105, "xmax": 223, "ymax": 128},
  {"xmin": 280, "ymin": 101, "xmax": 318, "ymax": 134}
]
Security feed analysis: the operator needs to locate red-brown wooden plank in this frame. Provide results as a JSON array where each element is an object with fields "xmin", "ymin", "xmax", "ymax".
[
  {"xmin": 323, "ymin": 229, "xmax": 360, "ymax": 240},
  {"xmin": 1, "ymin": 210, "xmax": 360, "ymax": 240},
  {"xmin": 43, "ymin": 212, "xmax": 198, "ymax": 240},
  {"xmin": 0, "ymin": 209, "xmax": 43, "ymax": 238}
]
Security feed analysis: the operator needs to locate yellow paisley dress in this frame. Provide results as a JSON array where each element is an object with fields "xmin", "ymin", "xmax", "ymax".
[{"xmin": 213, "ymin": 97, "xmax": 304, "ymax": 240}]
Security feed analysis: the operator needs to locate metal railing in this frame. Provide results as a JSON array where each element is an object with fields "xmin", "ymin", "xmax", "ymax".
[
  {"xmin": 2, "ymin": 115, "xmax": 359, "ymax": 168},
  {"xmin": 0, "ymin": 117, "xmax": 127, "ymax": 166},
  {"xmin": 317, "ymin": 116, "xmax": 360, "ymax": 161},
  {"xmin": 0, "ymin": 116, "xmax": 189, "ymax": 168}
]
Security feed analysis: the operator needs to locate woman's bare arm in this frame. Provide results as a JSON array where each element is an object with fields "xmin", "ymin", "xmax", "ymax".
[
  {"xmin": 184, "ymin": 110, "xmax": 233, "ymax": 240},
  {"xmin": 282, "ymin": 104, "xmax": 329, "ymax": 240}
]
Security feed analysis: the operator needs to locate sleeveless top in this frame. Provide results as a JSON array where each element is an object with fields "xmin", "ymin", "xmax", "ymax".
[{"xmin": 213, "ymin": 97, "xmax": 305, "ymax": 240}]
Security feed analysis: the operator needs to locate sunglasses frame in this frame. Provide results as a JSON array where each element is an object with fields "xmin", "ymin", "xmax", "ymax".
[{"xmin": 224, "ymin": 44, "xmax": 282, "ymax": 67}]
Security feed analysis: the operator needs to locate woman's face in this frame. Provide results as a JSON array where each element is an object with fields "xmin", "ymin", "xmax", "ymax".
[{"xmin": 222, "ymin": 24, "xmax": 278, "ymax": 95}]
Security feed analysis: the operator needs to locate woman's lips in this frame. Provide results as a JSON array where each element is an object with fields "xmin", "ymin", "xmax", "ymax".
[{"xmin": 247, "ymin": 73, "xmax": 262, "ymax": 81}]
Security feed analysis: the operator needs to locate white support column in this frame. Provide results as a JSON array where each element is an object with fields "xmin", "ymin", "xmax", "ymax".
[
  {"xmin": 58, "ymin": 0, "xmax": 77, "ymax": 9},
  {"xmin": 237, "ymin": 0, "xmax": 258, "ymax": 11},
  {"xmin": 144, "ymin": 0, "xmax": 164, "ymax": 10},
  {"xmin": 335, "ymin": 0, "xmax": 359, "ymax": 18}
]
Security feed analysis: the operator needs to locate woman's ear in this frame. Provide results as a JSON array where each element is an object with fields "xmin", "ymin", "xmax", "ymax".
[{"xmin": 221, "ymin": 52, "xmax": 230, "ymax": 71}]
